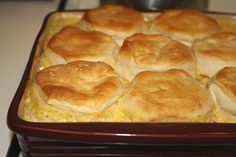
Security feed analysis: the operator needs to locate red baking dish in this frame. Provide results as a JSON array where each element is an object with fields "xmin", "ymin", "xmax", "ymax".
[{"xmin": 7, "ymin": 10, "xmax": 236, "ymax": 156}]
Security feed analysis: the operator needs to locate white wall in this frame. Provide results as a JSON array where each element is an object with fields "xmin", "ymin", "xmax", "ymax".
[{"xmin": 209, "ymin": 0, "xmax": 236, "ymax": 13}]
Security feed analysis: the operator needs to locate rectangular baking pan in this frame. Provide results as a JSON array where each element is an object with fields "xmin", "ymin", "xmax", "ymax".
[{"xmin": 7, "ymin": 11, "xmax": 236, "ymax": 156}]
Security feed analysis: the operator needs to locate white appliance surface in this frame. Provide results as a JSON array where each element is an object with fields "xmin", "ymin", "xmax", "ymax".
[{"xmin": 0, "ymin": 1, "xmax": 59, "ymax": 155}]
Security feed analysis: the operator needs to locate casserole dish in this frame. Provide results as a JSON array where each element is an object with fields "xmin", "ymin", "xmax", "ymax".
[{"xmin": 7, "ymin": 10, "xmax": 236, "ymax": 156}]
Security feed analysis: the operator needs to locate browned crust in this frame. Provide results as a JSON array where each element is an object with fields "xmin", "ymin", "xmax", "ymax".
[
  {"xmin": 119, "ymin": 33, "xmax": 194, "ymax": 66},
  {"xmin": 48, "ymin": 26, "xmax": 116, "ymax": 62},
  {"xmin": 193, "ymin": 32, "xmax": 236, "ymax": 60},
  {"xmin": 82, "ymin": 5, "xmax": 144, "ymax": 33},
  {"xmin": 124, "ymin": 70, "xmax": 213, "ymax": 120},
  {"xmin": 215, "ymin": 67, "xmax": 236, "ymax": 99},
  {"xmin": 36, "ymin": 61, "xmax": 121, "ymax": 110},
  {"xmin": 153, "ymin": 9, "xmax": 221, "ymax": 41}
]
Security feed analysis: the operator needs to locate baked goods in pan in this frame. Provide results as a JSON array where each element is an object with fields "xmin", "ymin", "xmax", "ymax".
[
  {"xmin": 44, "ymin": 26, "xmax": 118, "ymax": 67},
  {"xmin": 121, "ymin": 70, "xmax": 215, "ymax": 122},
  {"xmin": 193, "ymin": 32, "xmax": 236, "ymax": 77},
  {"xmin": 79, "ymin": 5, "xmax": 145, "ymax": 45},
  {"xmin": 20, "ymin": 6, "xmax": 236, "ymax": 123},
  {"xmin": 151, "ymin": 9, "xmax": 221, "ymax": 46},
  {"xmin": 116, "ymin": 33, "xmax": 196, "ymax": 80},
  {"xmin": 209, "ymin": 67, "xmax": 236, "ymax": 122},
  {"xmin": 34, "ymin": 61, "xmax": 122, "ymax": 113}
]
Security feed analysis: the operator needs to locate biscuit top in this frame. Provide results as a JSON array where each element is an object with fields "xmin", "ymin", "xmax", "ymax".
[
  {"xmin": 214, "ymin": 67, "xmax": 236, "ymax": 100},
  {"xmin": 82, "ymin": 5, "xmax": 144, "ymax": 37},
  {"xmin": 119, "ymin": 33, "xmax": 195, "ymax": 66},
  {"xmin": 193, "ymin": 32, "xmax": 236, "ymax": 61},
  {"xmin": 48, "ymin": 26, "xmax": 117, "ymax": 62},
  {"xmin": 36, "ymin": 61, "xmax": 122, "ymax": 113},
  {"xmin": 153, "ymin": 9, "xmax": 220, "ymax": 41},
  {"xmin": 124, "ymin": 70, "xmax": 213, "ymax": 120}
]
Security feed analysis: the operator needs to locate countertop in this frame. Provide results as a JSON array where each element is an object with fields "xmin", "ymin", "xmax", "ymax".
[
  {"xmin": 0, "ymin": 0, "xmax": 236, "ymax": 156},
  {"xmin": 0, "ymin": 1, "xmax": 59, "ymax": 155}
]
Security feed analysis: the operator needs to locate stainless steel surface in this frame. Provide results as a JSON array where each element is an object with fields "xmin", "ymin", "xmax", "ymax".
[{"xmin": 101, "ymin": 0, "xmax": 208, "ymax": 11}]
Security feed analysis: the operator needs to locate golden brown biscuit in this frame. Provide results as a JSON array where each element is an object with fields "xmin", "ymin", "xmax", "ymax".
[
  {"xmin": 209, "ymin": 67, "xmax": 236, "ymax": 122},
  {"xmin": 116, "ymin": 33, "xmax": 196, "ymax": 80},
  {"xmin": 121, "ymin": 70, "xmax": 214, "ymax": 122},
  {"xmin": 25, "ymin": 83, "xmax": 128, "ymax": 122},
  {"xmin": 44, "ymin": 26, "xmax": 118, "ymax": 67},
  {"xmin": 151, "ymin": 9, "xmax": 220, "ymax": 46},
  {"xmin": 35, "ymin": 61, "xmax": 122, "ymax": 113},
  {"xmin": 79, "ymin": 5, "xmax": 145, "ymax": 45},
  {"xmin": 193, "ymin": 32, "xmax": 236, "ymax": 77},
  {"xmin": 218, "ymin": 19, "xmax": 236, "ymax": 34}
]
